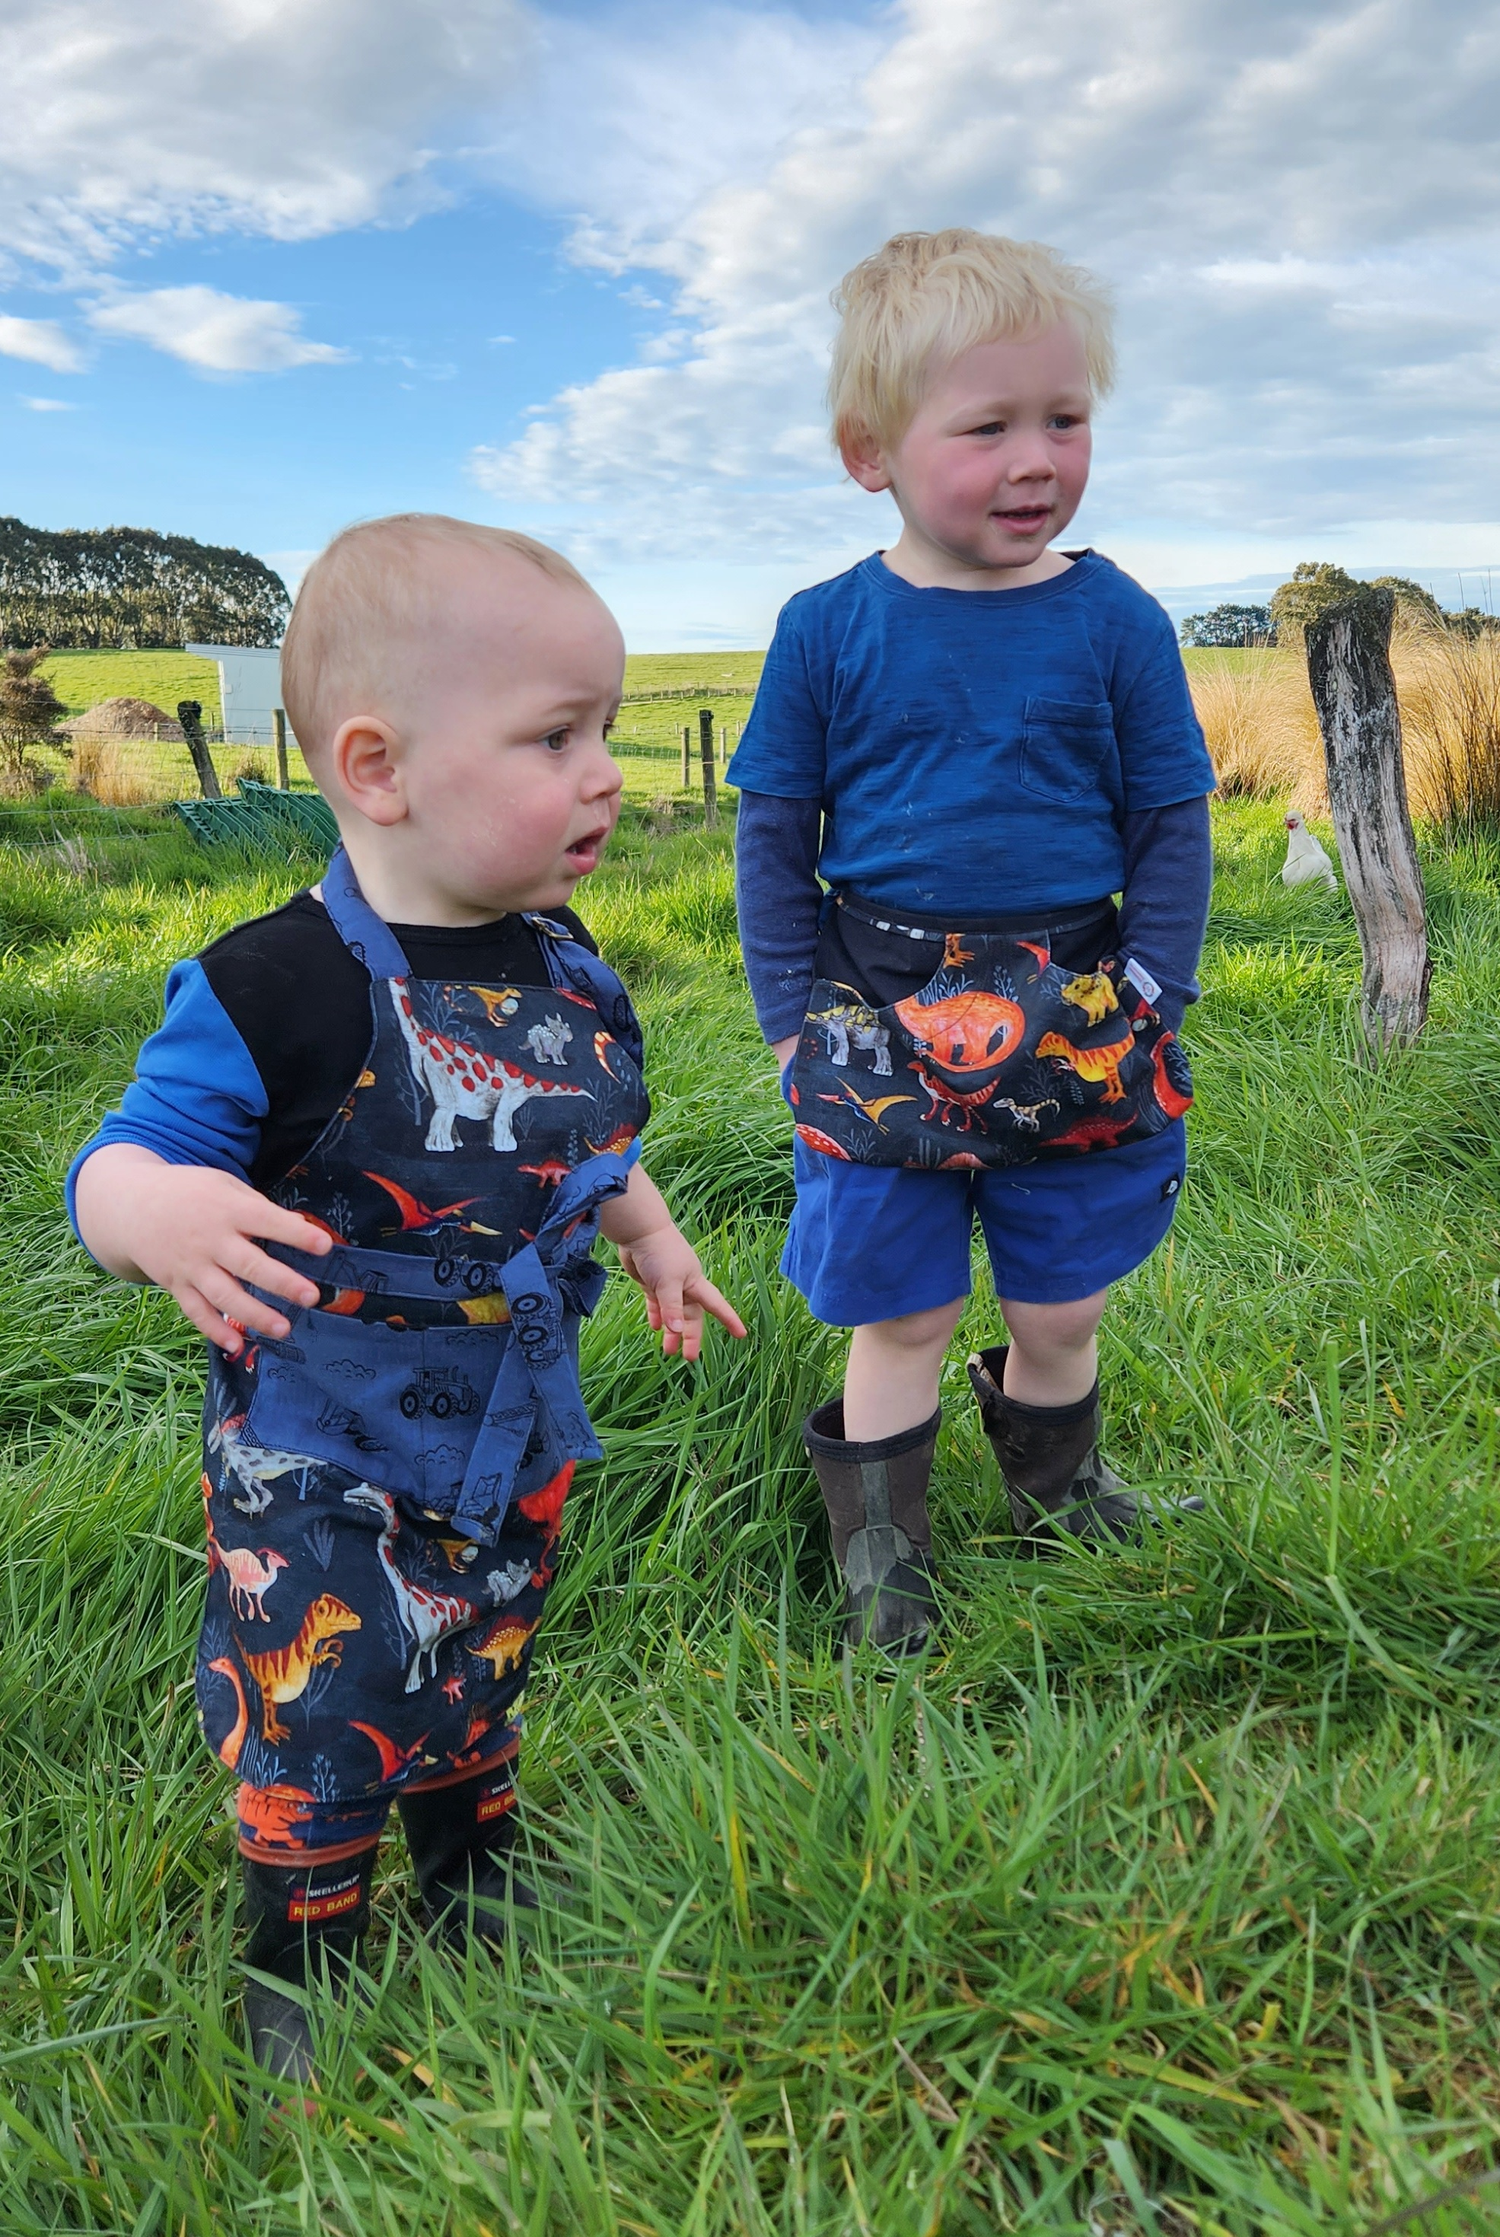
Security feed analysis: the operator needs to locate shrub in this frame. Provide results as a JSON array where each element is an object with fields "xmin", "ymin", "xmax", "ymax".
[
  {"xmin": 1179, "ymin": 603, "xmax": 1275, "ymax": 648},
  {"xmin": 0, "ymin": 645, "xmax": 66, "ymax": 797}
]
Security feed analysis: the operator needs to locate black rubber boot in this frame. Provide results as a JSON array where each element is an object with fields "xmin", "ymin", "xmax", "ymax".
[
  {"xmin": 240, "ymin": 1850, "xmax": 375, "ymax": 2083},
  {"xmin": 968, "ymin": 1344, "xmax": 1201, "ymax": 1549},
  {"xmin": 802, "ymin": 1401, "xmax": 940, "ymax": 1655},
  {"xmin": 398, "ymin": 1763, "xmax": 538, "ymax": 1952}
]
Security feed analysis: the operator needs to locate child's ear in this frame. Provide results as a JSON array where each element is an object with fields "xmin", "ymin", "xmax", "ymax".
[
  {"xmin": 330, "ymin": 715, "xmax": 407, "ymax": 827},
  {"xmin": 839, "ymin": 426, "xmax": 894, "ymax": 495}
]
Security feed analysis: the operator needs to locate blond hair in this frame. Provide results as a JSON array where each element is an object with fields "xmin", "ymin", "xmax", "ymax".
[
  {"xmin": 280, "ymin": 514, "xmax": 591, "ymax": 763},
  {"xmin": 828, "ymin": 229, "xmax": 1115, "ymax": 455}
]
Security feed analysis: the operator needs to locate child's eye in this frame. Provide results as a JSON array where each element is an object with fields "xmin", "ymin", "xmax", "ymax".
[
  {"xmin": 542, "ymin": 727, "xmax": 570, "ymax": 753},
  {"xmin": 971, "ymin": 420, "xmax": 1005, "ymax": 437},
  {"xmin": 1049, "ymin": 414, "xmax": 1085, "ymax": 430}
]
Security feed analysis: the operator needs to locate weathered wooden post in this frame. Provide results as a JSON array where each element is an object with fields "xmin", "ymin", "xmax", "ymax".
[
  {"xmin": 1305, "ymin": 588, "xmax": 1430, "ymax": 1049},
  {"xmin": 272, "ymin": 706, "xmax": 290, "ymax": 791},
  {"xmin": 176, "ymin": 700, "xmax": 223, "ymax": 800},
  {"xmin": 681, "ymin": 724, "xmax": 691, "ymax": 791},
  {"xmin": 698, "ymin": 705, "xmax": 717, "ymax": 828}
]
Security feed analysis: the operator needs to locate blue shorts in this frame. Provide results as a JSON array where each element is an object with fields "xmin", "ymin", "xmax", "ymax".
[{"xmin": 783, "ymin": 1119, "xmax": 1186, "ymax": 1326}]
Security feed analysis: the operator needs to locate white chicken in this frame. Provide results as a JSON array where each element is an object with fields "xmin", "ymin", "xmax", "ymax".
[{"xmin": 1281, "ymin": 811, "xmax": 1338, "ymax": 891}]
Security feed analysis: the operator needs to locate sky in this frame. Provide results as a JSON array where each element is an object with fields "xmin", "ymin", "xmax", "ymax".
[{"xmin": 4, "ymin": 0, "xmax": 1499, "ymax": 647}]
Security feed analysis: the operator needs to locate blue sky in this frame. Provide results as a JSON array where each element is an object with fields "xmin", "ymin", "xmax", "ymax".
[{"xmin": 5, "ymin": 0, "xmax": 1499, "ymax": 646}]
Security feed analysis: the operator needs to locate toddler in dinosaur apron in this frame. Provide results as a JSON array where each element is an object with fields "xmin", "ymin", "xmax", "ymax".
[{"xmin": 69, "ymin": 517, "xmax": 744, "ymax": 2082}]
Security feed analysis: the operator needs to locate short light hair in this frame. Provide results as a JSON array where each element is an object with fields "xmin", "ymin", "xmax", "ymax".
[
  {"xmin": 828, "ymin": 229, "xmax": 1115, "ymax": 456},
  {"xmin": 280, "ymin": 514, "xmax": 591, "ymax": 762}
]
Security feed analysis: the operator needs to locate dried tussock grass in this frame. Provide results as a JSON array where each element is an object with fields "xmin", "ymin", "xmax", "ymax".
[
  {"xmin": 67, "ymin": 733, "xmax": 177, "ymax": 807},
  {"xmin": 1190, "ymin": 633, "xmax": 1500, "ymax": 834},
  {"xmin": 1187, "ymin": 653, "xmax": 1325, "ymax": 814},
  {"xmin": 1395, "ymin": 625, "xmax": 1500, "ymax": 837}
]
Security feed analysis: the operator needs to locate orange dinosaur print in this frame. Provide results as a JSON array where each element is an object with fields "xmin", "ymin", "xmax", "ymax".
[
  {"xmin": 349, "ymin": 1720, "xmax": 432, "ymax": 1782},
  {"xmin": 206, "ymin": 1655, "xmax": 250, "ymax": 1770},
  {"xmin": 517, "ymin": 1462, "xmax": 573, "ymax": 1532},
  {"xmin": 241, "ymin": 1594, "xmax": 362, "ymax": 1742},
  {"xmin": 1047, "ymin": 1111, "xmax": 1139, "ymax": 1152},
  {"xmin": 1151, "ymin": 1035, "xmax": 1193, "ymax": 1119},
  {"xmin": 1035, "ymin": 1025, "xmax": 1136, "ymax": 1105},
  {"xmin": 235, "ymin": 1779, "xmax": 317, "ymax": 1850},
  {"xmin": 205, "ymin": 1515, "xmax": 289, "ymax": 1621},
  {"xmin": 942, "ymin": 933, "xmax": 975, "ymax": 968},
  {"xmin": 908, "ymin": 1063, "xmax": 1002, "ymax": 1131},
  {"xmin": 467, "ymin": 1615, "xmax": 537, "ymax": 1681},
  {"xmin": 795, "ymin": 1123, "xmax": 852, "ymax": 1159},
  {"xmin": 892, "ymin": 989, "xmax": 1025, "ymax": 1075}
]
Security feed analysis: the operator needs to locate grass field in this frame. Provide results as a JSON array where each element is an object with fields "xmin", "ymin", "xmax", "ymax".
[{"xmin": 4, "ymin": 791, "xmax": 1500, "ymax": 2233}]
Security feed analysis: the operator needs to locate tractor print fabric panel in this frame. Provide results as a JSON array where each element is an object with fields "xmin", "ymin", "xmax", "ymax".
[
  {"xmin": 787, "ymin": 932, "xmax": 1192, "ymax": 1170},
  {"xmin": 197, "ymin": 1359, "xmax": 574, "ymax": 1813}
]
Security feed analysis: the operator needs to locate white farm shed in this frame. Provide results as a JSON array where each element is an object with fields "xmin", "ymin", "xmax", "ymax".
[{"xmin": 185, "ymin": 644, "xmax": 297, "ymax": 746}]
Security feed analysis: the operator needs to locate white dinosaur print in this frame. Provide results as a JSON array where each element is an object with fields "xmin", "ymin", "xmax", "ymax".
[
  {"xmin": 208, "ymin": 1413, "xmax": 313, "ymax": 1517},
  {"xmin": 344, "ymin": 1483, "xmax": 477, "ymax": 1693},
  {"xmin": 524, "ymin": 1015, "xmax": 572, "ymax": 1064},
  {"xmin": 389, "ymin": 983, "xmax": 592, "ymax": 1153}
]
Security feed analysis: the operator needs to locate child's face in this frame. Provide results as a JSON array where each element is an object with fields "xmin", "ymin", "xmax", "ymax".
[
  {"xmin": 847, "ymin": 320, "xmax": 1093, "ymax": 585},
  {"xmin": 335, "ymin": 550, "xmax": 626, "ymax": 921}
]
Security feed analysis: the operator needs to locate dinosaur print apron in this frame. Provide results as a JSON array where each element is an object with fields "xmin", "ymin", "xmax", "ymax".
[
  {"xmin": 787, "ymin": 891, "xmax": 1192, "ymax": 1171},
  {"xmin": 195, "ymin": 846, "xmax": 650, "ymax": 1827}
]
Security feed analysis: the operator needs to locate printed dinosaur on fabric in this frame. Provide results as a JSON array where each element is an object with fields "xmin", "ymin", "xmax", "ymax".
[
  {"xmin": 240, "ymin": 1595, "xmax": 363, "ymax": 1742},
  {"xmin": 390, "ymin": 984, "xmax": 593, "ymax": 1153}
]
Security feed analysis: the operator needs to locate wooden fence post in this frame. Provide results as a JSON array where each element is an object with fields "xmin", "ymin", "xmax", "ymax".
[
  {"xmin": 1305, "ymin": 587, "xmax": 1430, "ymax": 1049},
  {"xmin": 681, "ymin": 725, "xmax": 691, "ymax": 790},
  {"xmin": 273, "ymin": 707, "xmax": 290, "ymax": 791},
  {"xmin": 176, "ymin": 700, "xmax": 223, "ymax": 800},
  {"xmin": 698, "ymin": 706, "xmax": 717, "ymax": 828}
]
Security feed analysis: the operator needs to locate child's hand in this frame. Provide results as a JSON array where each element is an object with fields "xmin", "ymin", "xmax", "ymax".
[
  {"xmin": 72, "ymin": 1145, "xmax": 332, "ymax": 1355},
  {"xmin": 614, "ymin": 1225, "xmax": 747, "ymax": 1359},
  {"xmin": 596, "ymin": 1161, "xmax": 745, "ymax": 1360}
]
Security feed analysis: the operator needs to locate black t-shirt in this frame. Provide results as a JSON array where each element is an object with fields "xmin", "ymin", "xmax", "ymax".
[{"xmin": 197, "ymin": 892, "xmax": 598, "ymax": 1188}]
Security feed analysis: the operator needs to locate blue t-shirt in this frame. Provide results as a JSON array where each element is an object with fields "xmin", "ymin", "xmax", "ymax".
[{"xmin": 726, "ymin": 550, "xmax": 1215, "ymax": 916}]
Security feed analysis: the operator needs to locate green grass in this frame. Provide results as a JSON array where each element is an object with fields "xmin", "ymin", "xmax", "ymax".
[
  {"xmin": 3, "ymin": 795, "xmax": 1500, "ymax": 2231},
  {"xmin": 39, "ymin": 649, "xmax": 225, "ymax": 726}
]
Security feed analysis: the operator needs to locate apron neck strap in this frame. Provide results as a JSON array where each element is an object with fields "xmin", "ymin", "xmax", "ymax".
[{"xmin": 321, "ymin": 845, "xmax": 413, "ymax": 979}]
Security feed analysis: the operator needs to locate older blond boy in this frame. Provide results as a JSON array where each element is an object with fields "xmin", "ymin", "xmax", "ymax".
[
  {"xmin": 729, "ymin": 231, "xmax": 1213, "ymax": 1652},
  {"xmin": 70, "ymin": 517, "xmax": 743, "ymax": 2076}
]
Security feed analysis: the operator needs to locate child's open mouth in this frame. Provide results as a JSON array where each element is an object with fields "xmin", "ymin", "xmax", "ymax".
[
  {"xmin": 565, "ymin": 827, "xmax": 609, "ymax": 872},
  {"xmin": 995, "ymin": 505, "xmax": 1050, "ymax": 534}
]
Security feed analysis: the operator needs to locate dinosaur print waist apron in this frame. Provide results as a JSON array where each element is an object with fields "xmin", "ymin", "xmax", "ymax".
[
  {"xmin": 787, "ymin": 890, "xmax": 1191, "ymax": 1171},
  {"xmin": 195, "ymin": 846, "xmax": 650, "ymax": 1815}
]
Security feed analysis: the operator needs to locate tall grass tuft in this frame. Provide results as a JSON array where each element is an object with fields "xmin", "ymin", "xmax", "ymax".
[
  {"xmin": 1399, "ymin": 627, "xmax": 1500, "ymax": 839},
  {"xmin": 1187, "ymin": 653, "xmax": 1325, "ymax": 812}
]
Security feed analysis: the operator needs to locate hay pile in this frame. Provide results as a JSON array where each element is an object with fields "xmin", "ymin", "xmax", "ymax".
[{"xmin": 61, "ymin": 697, "xmax": 183, "ymax": 741}]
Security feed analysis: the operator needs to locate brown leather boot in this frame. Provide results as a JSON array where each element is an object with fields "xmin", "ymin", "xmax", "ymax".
[
  {"xmin": 968, "ymin": 1345, "xmax": 1200, "ymax": 1549},
  {"xmin": 802, "ymin": 1401, "xmax": 940, "ymax": 1654}
]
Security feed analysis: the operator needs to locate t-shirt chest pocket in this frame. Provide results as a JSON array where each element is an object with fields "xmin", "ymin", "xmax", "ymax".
[{"xmin": 1019, "ymin": 696, "xmax": 1116, "ymax": 802}]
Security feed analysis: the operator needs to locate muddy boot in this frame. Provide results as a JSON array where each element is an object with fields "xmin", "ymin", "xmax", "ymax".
[
  {"xmin": 240, "ymin": 1850, "xmax": 374, "ymax": 2083},
  {"xmin": 802, "ymin": 1401, "xmax": 940, "ymax": 1655},
  {"xmin": 968, "ymin": 1344, "xmax": 1202, "ymax": 1548},
  {"xmin": 399, "ymin": 1764, "xmax": 538, "ymax": 1953}
]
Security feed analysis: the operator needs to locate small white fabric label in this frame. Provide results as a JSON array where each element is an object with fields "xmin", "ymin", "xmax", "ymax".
[{"xmin": 1124, "ymin": 956, "xmax": 1162, "ymax": 1005}]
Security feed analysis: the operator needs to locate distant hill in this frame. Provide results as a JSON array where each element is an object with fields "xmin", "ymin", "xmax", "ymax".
[{"xmin": 0, "ymin": 518, "xmax": 288, "ymax": 651}]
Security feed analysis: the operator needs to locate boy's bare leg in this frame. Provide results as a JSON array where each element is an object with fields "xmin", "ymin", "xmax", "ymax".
[
  {"xmin": 843, "ymin": 1297, "xmax": 966, "ymax": 1440},
  {"xmin": 997, "ymin": 1290, "xmax": 1108, "ymax": 1408}
]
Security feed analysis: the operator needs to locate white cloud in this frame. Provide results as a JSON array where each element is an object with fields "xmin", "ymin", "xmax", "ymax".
[
  {"xmin": 0, "ymin": 314, "xmax": 81, "ymax": 371},
  {"xmin": 0, "ymin": 0, "xmax": 532, "ymax": 280},
  {"xmin": 88, "ymin": 286, "xmax": 348, "ymax": 373},
  {"xmin": 18, "ymin": 394, "xmax": 76, "ymax": 411},
  {"xmin": 471, "ymin": 0, "xmax": 1500, "ymax": 573}
]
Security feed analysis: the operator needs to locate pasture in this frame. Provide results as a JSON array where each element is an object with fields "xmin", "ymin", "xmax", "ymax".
[{"xmin": 3, "ymin": 759, "xmax": 1500, "ymax": 2232}]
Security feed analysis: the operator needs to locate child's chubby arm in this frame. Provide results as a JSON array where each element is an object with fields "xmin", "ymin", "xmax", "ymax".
[
  {"xmin": 597, "ymin": 1163, "xmax": 746, "ymax": 1361},
  {"xmin": 72, "ymin": 1144, "xmax": 332, "ymax": 1356}
]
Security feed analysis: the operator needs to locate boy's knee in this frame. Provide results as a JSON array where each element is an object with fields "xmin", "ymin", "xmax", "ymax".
[
  {"xmin": 1003, "ymin": 1292, "xmax": 1105, "ymax": 1353},
  {"xmin": 862, "ymin": 1297, "xmax": 966, "ymax": 1351}
]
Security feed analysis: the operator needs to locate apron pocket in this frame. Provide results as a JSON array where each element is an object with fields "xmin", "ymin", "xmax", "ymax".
[{"xmin": 247, "ymin": 1312, "xmax": 508, "ymax": 1512}]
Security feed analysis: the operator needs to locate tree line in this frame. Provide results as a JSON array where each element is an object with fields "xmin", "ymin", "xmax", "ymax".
[
  {"xmin": 0, "ymin": 518, "xmax": 289, "ymax": 650},
  {"xmin": 1180, "ymin": 565, "xmax": 1499, "ymax": 650}
]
